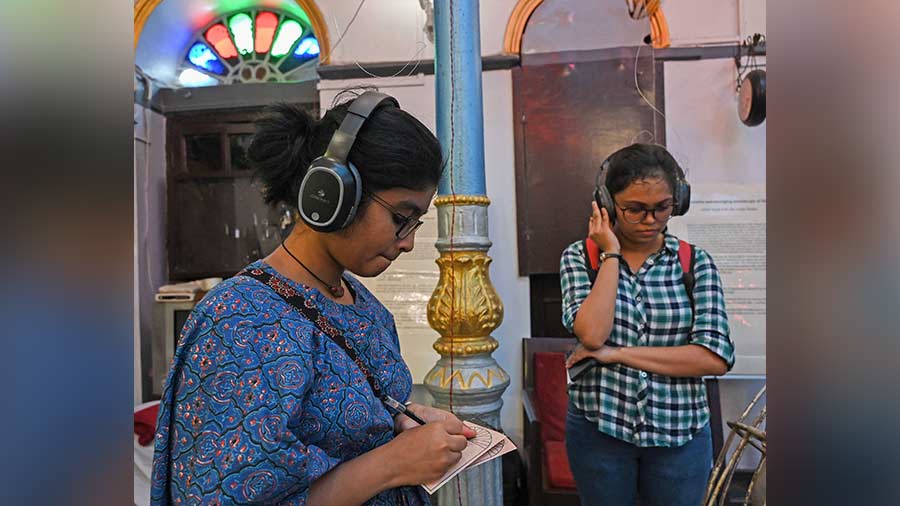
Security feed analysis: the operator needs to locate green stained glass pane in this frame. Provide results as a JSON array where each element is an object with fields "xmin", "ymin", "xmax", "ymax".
[
  {"xmin": 229, "ymin": 13, "xmax": 254, "ymax": 55},
  {"xmin": 271, "ymin": 20, "xmax": 303, "ymax": 57},
  {"xmin": 295, "ymin": 8, "xmax": 311, "ymax": 27}
]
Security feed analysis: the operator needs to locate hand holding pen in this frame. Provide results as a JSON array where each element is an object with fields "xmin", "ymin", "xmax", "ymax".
[
  {"xmin": 384, "ymin": 395, "xmax": 428, "ymax": 425},
  {"xmin": 385, "ymin": 395, "xmax": 477, "ymax": 438}
]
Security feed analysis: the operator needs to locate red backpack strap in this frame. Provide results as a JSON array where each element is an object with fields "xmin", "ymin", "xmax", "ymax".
[
  {"xmin": 584, "ymin": 238, "xmax": 602, "ymax": 270},
  {"xmin": 582, "ymin": 238, "xmax": 601, "ymax": 283},
  {"xmin": 678, "ymin": 239, "xmax": 696, "ymax": 309}
]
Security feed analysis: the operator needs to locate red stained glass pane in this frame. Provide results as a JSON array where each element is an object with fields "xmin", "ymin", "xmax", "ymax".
[
  {"xmin": 255, "ymin": 12, "xmax": 278, "ymax": 54},
  {"xmin": 205, "ymin": 23, "xmax": 238, "ymax": 59}
]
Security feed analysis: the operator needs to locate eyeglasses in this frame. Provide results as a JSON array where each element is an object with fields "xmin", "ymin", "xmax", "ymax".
[
  {"xmin": 365, "ymin": 191, "xmax": 424, "ymax": 239},
  {"xmin": 615, "ymin": 201, "xmax": 674, "ymax": 224}
]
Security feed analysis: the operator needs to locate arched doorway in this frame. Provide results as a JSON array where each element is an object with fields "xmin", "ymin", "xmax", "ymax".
[{"xmin": 502, "ymin": 0, "xmax": 670, "ymax": 55}]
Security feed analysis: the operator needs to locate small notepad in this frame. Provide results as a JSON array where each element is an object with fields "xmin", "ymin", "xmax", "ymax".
[{"xmin": 421, "ymin": 422, "xmax": 517, "ymax": 494}]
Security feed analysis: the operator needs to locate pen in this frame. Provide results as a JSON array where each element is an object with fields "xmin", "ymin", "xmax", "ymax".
[{"xmin": 383, "ymin": 395, "xmax": 427, "ymax": 426}]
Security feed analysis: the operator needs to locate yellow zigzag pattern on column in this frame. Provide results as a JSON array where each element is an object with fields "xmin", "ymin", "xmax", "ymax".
[{"xmin": 424, "ymin": 366, "xmax": 509, "ymax": 390}]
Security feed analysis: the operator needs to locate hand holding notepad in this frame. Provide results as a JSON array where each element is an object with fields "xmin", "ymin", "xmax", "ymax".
[
  {"xmin": 387, "ymin": 400, "xmax": 517, "ymax": 493},
  {"xmin": 421, "ymin": 422, "xmax": 517, "ymax": 494}
]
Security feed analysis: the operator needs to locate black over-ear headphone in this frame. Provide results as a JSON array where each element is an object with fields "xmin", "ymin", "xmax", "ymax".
[
  {"xmin": 298, "ymin": 91, "xmax": 399, "ymax": 232},
  {"xmin": 593, "ymin": 148, "xmax": 691, "ymax": 225}
]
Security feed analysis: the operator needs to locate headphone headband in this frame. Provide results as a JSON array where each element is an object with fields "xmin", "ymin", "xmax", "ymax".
[
  {"xmin": 596, "ymin": 158, "xmax": 611, "ymax": 189},
  {"xmin": 298, "ymin": 91, "xmax": 400, "ymax": 233},
  {"xmin": 324, "ymin": 91, "xmax": 399, "ymax": 164},
  {"xmin": 594, "ymin": 144, "xmax": 691, "ymax": 221},
  {"xmin": 597, "ymin": 146, "xmax": 688, "ymax": 191}
]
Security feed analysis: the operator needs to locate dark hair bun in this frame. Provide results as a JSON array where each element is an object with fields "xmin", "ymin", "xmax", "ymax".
[{"xmin": 248, "ymin": 103, "xmax": 317, "ymax": 206}]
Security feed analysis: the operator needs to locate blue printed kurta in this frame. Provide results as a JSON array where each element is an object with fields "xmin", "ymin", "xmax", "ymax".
[{"xmin": 151, "ymin": 260, "xmax": 430, "ymax": 505}]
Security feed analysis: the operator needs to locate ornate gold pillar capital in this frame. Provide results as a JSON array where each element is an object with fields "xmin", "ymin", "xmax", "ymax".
[{"xmin": 427, "ymin": 250, "xmax": 503, "ymax": 357}]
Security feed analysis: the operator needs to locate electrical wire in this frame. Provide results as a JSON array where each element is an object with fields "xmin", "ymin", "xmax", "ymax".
[
  {"xmin": 329, "ymin": 0, "xmax": 367, "ymax": 55},
  {"xmin": 632, "ymin": 41, "xmax": 691, "ymax": 174},
  {"xmin": 634, "ymin": 43, "xmax": 666, "ymax": 121},
  {"xmin": 335, "ymin": 1, "xmax": 430, "ymax": 81},
  {"xmin": 354, "ymin": 42, "xmax": 427, "ymax": 79},
  {"xmin": 447, "ymin": 2, "xmax": 463, "ymax": 503}
]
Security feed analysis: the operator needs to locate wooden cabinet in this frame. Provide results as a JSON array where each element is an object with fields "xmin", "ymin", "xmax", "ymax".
[
  {"xmin": 512, "ymin": 50, "xmax": 666, "ymax": 336},
  {"xmin": 165, "ymin": 108, "xmax": 314, "ymax": 280}
]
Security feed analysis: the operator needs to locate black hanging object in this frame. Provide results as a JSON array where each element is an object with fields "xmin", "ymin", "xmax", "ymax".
[{"xmin": 738, "ymin": 69, "xmax": 766, "ymax": 127}]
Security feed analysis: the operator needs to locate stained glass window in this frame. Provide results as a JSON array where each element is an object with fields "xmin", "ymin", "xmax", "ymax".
[
  {"xmin": 179, "ymin": 8, "xmax": 319, "ymax": 87},
  {"xmin": 255, "ymin": 12, "xmax": 278, "ymax": 54}
]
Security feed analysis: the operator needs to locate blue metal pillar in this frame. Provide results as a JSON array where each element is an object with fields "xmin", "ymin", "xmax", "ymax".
[{"xmin": 426, "ymin": 1, "xmax": 509, "ymax": 505}]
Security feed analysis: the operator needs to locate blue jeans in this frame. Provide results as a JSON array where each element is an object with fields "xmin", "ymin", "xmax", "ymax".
[{"xmin": 565, "ymin": 405, "xmax": 712, "ymax": 506}]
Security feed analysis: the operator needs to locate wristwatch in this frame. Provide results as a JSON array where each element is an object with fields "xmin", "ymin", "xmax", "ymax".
[{"xmin": 598, "ymin": 252, "xmax": 623, "ymax": 263}]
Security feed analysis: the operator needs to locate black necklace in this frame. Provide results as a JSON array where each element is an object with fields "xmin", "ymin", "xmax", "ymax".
[{"xmin": 281, "ymin": 242, "xmax": 345, "ymax": 298}]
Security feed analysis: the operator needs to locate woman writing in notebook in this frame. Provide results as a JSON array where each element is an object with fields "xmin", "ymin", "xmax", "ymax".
[
  {"xmin": 151, "ymin": 91, "xmax": 474, "ymax": 506},
  {"xmin": 560, "ymin": 143, "xmax": 735, "ymax": 505}
]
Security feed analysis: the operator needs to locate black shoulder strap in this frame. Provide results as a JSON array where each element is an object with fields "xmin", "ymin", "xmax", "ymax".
[{"xmin": 236, "ymin": 267, "xmax": 390, "ymax": 403}]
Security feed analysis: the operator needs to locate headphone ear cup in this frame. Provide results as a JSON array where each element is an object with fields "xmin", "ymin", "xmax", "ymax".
[
  {"xmin": 673, "ymin": 180, "xmax": 691, "ymax": 216},
  {"xmin": 342, "ymin": 161, "xmax": 362, "ymax": 227},
  {"xmin": 594, "ymin": 187, "xmax": 616, "ymax": 225},
  {"xmin": 298, "ymin": 158, "xmax": 362, "ymax": 232}
]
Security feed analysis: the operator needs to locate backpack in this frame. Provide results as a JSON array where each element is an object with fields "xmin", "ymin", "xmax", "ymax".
[{"xmin": 581, "ymin": 237, "xmax": 697, "ymax": 310}]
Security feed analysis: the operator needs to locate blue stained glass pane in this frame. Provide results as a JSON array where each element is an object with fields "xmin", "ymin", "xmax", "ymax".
[
  {"xmin": 187, "ymin": 42, "xmax": 226, "ymax": 75},
  {"xmin": 294, "ymin": 37, "xmax": 319, "ymax": 57}
]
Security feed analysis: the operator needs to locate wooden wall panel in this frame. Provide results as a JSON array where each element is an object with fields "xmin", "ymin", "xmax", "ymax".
[
  {"xmin": 513, "ymin": 50, "xmax": 666, "ymax": 276},
  {"xmin": 513, "ymin": 49, "xmax": 666, "ymax": 337}
]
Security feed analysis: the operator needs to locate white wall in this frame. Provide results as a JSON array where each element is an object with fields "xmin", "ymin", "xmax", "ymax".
[
  {"xmin": 666, "ymin": 0, "xmax": 743, "ymax": 45},
  {"xmin": 658, "ymin": 0, "xmax": 766, "ymax": 46},
  {"xmin": 134, "ymin": 105, "xmax": 168, "ymax": 404},
  {"xmin": 739, "ymin": 0, "xmax": 766, "ymax": 40},
  {"xmin": 323, "ymin": 0, "xmax": 434, "ymax": 66}
]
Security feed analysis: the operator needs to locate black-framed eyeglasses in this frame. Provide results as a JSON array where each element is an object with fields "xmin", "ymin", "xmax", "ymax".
[
  {"xmin": 615, "ymin": 201, "xmax": 674, "ymax": 224},
  {"xmin": 365, "ymin": 191, "xmax": 424, "ymax": 239}
]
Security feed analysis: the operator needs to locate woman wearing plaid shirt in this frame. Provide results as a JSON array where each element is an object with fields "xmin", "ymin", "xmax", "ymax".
[{"xmin": 560, "ymin": 144, "xmax": 735, "ymax": 505}]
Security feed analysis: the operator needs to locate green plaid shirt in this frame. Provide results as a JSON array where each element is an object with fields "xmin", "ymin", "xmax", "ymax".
[{"xmin": 560, "ymin": 234, "xmax": 734, "ymax": 447}]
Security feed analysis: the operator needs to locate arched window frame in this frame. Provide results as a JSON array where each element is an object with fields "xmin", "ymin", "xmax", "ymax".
[{"xmin": 177, "ymin": 8, "xmax": 320, "ymax": 87}]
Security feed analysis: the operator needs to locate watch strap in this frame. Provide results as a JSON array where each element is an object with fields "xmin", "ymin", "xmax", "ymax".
[{"xmin": 599, "ymin": 252, "xmax": 623, "ymax": 263}]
